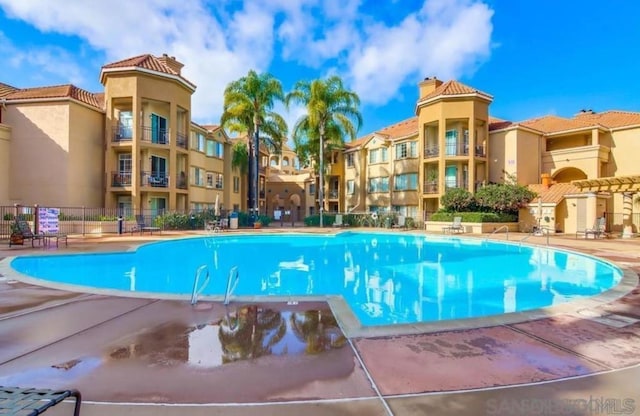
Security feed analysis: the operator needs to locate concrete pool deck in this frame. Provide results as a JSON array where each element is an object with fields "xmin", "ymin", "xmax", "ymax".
[{"xmin": 0, "ymin": 229, "xmax": 639, "ymax": 416}]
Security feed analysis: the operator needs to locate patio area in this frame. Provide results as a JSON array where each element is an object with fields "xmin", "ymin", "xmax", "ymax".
[{"xmin": 0, "ymin": 230, "xmax": 639, "ymax": 416}]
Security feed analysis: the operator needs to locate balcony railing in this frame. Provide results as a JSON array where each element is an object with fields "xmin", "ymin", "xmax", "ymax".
[
  {"xmin": 328, "ymin": 189, "xmax": 339, "ymax": 199},
  {"xmin": 424, "ymin": 145, "xmax": 439, "ymax": 158},
  {"xmin": 141, "ymin": 126, "xmax": 169, "ymax": 145},
  {"xmin": 424, "ymin": 144, "xmax": 486, "ymax": 157},
  {"xmin": 176, "ymin": 173, "xmax": 188, "ymax": 189},
  {"xmin": 423, "ymin": 182, "xmax": 438, "ymax": 194},
  {"xmin": 445, "ymin": 179, "xmax": 469, "ymax": 190},
  {"xmin": 176, "ymin": 131, "xmax": 188, "ymax": 149},
  {"xmin": 141, "ymin": 171, "xmax": 169, "ymax": 188},
  {"xmin": 111, "ymin": 171, "xmax": 132, "ymax": 187},
  {"xmin": 112, "ymin": 124, "xmax": 132, "ymax": 142}
]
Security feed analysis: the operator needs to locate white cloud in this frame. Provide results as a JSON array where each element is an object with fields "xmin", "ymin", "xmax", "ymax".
[
  {"xmin": 346, "ymin": 0, "xmax": 494, "ymax": 104},
  {"xmin": 0, "ymin": 0, "xmax": 494, "ymax": 124},
  {"xmin": 0, "ymin": 31, "xmax": 87, "ymax": 86}
]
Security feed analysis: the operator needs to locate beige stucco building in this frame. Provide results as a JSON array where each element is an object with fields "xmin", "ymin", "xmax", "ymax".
[
  {"xmin": 1, "ymin": 59, "xmax": 638, "ymax": 234},
  {"xmin": 323, "ymin": 78, "xmax": 639, "ymax": 235},
  {"xmin": 0, "ymin": 54, "xmax": 241, "ymax": 217}
]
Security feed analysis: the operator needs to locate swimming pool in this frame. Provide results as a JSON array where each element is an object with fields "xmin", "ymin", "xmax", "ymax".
[{"xmin": 9, "ymin": 232, "xmax": 623, "ymax": 327}]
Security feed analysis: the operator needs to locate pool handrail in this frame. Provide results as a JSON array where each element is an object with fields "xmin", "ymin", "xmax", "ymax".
[
  {"xmin": 485, "ymin": 225, "xmax": 510, "ymax": 241},
  {"xmin": 224, "ymin": 266, "xmax": 239, "ymax": 305},
  {"xmin": 520, "ymin": 226, "xmax": 551, "ymax": 246},
  {"xmin": 190, "ymin": 264, "xmax": 210, "ymax": 305}
]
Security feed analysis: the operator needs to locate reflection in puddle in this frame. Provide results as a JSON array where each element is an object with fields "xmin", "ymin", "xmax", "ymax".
[{"xmin": 107, "ymin": 306, "xmax": 346, "ymax": 368}]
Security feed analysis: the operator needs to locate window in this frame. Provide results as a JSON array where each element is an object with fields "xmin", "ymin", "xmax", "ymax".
[
  {"xmin": 215, "ymin": 142, "xmax": 224, "ymax": 158},
  {"xmin": 206, "ymin": 140, "xmax": 215, "ymax": 157},
  {"xmin": 369, "ymin": 149, "xmax": 378, "ymax": 164},
  {"xmin": 150, "ymin": 114, "xmax": 168, "ymax": 144},
  {"xmin": 368, "ymin": 177, "xmax": 389, "ymax": 193},
  {"xmin": 347, "ymin": 180, "xmax": 355, "ymax": 195},
  {"xmin": 191, "ymin": 167, "xmax": 205, "ymax": 186},
  {"xmin": 394, "ymin": 173, "xmax": 418, "ymax": 191},
  {"xmin": 445, "ymin": 130, "xmax": 458, "ymax": 155},
  {"xmin": 216, "ymin": 173, "xmax": 224, "ymax": 189},
  {"xmin": 346, "ymin": 153, "xmax": 354, "ymax": 167},
  {"xmin": 309, "ymin": 183, "xmax": 315, "ymax": 195},
  {"xmin": 380, "ymin": 147, "xmax": 388, "ymax": 162},
  {"xmin": 118, "ymin": 153, "xmax": 132, "ymax": 173},
  {"xmin": 118, "ymin": 111, "xmax": 133, "ymax": 139},
  {"xmin": 395, "ymin": 141, "xmax": 417, "ymax": 159},
  {"xmin": 206, "ymin": 172, "xmax": 214, "ymax": 188},
  {"xmin": 233, "ymin": 176, "xmax": 240, "ymax": 193}
]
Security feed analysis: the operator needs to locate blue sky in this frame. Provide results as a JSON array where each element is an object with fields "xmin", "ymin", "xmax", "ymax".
[{"xmin": 1, "ymin": 0, "xmax": 639, "ymax": 138}]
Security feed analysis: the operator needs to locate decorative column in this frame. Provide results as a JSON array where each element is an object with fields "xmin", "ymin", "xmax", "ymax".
[{"xmin": 622, "ymin": 192, "xmax": 633, "ymax": 238}]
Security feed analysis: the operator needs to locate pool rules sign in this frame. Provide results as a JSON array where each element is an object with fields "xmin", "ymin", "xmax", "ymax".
[{"xmin": 38, "ymin": 207, "xmax": 60, "ymax": 234}]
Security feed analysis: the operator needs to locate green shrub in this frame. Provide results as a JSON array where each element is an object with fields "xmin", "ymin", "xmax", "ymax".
[
  {"xmin": 440, "ymin": 188, "xmax": 476, "ymax": 212},
  {"xmin": 475, "ymin": 184, "xmax": 536, "ymax": 214},
  {"xmin": 430, "ymin": 211, "xmax": 517, "ymax": 223}
]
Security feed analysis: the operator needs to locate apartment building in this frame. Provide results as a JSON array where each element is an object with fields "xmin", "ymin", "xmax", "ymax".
[
  {"xmin": 0, "ymin": 54, "xmax": 238, "ymax": 215},
  {"xmin": 330, "ymin": 78, "xmax": 639, "ymax": 234}
]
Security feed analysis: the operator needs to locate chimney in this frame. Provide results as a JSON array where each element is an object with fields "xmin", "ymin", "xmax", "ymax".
[
  {"xmin": 541, "ymin": 173, "xmax": 552, "ymax": 189},
  {"xmin": 157, "ymin": 53, "xmax": 184, "ymax": 75},
  {"xmin": 419, "ymin": 77, "xmax": 443, "ymax": 98},
  {"xmin": 575, "ymin": 109, "xmax": 595, "ymax": 117}
]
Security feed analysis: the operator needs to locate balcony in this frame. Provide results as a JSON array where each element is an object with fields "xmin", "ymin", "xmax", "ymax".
[
  {"xmin": 423, "ymin": 181, "xmax": 438, "ymax": 194},
  {"xmin": 111, "ymin": 171, "xmax": 132, "ymax": 187},
  {"xmin": 112, "ymin": 124, "xmax": 132, "ymax": 142},
  {"xmin": 176, "ymin": 131, "xmax": 188, "ymax": 149},
  {"xmin": 328, "ymin": 189, "xmax": 339, "ymax": 199},
  {"xmin": 176, "ymin": 173, "xmax": 188, "ymax": 189},
  {"xmin": 424, "ymin": 144, "xmax": 486, "ymax": 157},
  {"xmin": 141, "ymin": 171, "xmax": 169, "ymax": 188},
  {"xmin": 141, "ymin": 126, "xmax": 169, "ymax": 145},
  {"xmin": 445, "ymin": 179, "xmax": 469, "ymax": 190},
  {"xmin": 424, "ymin": 145, "xmax": 439, "ymax": 158}
]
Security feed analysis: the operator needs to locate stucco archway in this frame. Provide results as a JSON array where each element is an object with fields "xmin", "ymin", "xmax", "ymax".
[{"xmin": 553, "ymin": 167, "xmax": 587, "ymax": 183}]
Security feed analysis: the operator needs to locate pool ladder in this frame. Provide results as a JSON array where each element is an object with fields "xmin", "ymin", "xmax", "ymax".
[
  {"xmin": 224, "ymin": 266, "xmax": 239, "ymax": 305},
  {"xmin": 191, "ymin": 265, "xmax": 210, "ymax": 305},
  {"xmin": 191, "ymin": 265, "xmax": 239, "ymax": 305}
]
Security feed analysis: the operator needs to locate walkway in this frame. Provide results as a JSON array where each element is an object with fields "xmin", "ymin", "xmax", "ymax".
[{"xmin": 0, "ymin": 231, "xmax": 639, "ymax": 416}]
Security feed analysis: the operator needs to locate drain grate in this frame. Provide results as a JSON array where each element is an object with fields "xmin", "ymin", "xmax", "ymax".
[{"xmin": 575, "ymin": 309, "xmax": 640, "ymax": 328}]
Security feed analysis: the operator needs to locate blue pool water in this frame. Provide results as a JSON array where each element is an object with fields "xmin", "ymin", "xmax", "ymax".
[{"xmin": 10, "ymin": 232, "xmax": 623, "ymax": 326}]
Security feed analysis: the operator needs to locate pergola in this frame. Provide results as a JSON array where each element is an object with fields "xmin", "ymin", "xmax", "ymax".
[
  {"xmin": 572, "ymin": 175, "xmax": 640, "ymax": 193},
  {"xmin": 572, "ymin": 175, "xmax": 640, "ymax": 237}
]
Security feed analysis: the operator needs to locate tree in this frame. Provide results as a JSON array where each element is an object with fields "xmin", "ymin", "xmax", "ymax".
[
  {"xmin": 285, "ymin": 76, "xmax": 362, "ymax": 226},
  {"xmin": 440, "ymin": 188, "xmax": 476, "ymax": 212},
  {"xmin": 475, "ymin": 183, "xmax": 536, "ymax": 214},
  {"xmin": 221, "ymin": 70, "xmax": 288, "ymax": 217}
]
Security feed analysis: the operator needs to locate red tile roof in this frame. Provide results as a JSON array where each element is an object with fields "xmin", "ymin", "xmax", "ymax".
[
  {"xmin": 101, "ymin": 54, "xmax": 196, "ymax": 89},
  {"xmin": 420, "ymin": 80, "xmax": 492, "ymax": 102},
  {"xmin": 2, "ymin": 84, "xmax": 103, "ymax": 110},
  {"xmin": 528, "ymin": 182, "xmax": 581, "ymax": 204},
  {"xmin": 573, "ymin": 110, "xmax": 640, "ymax": 129},
  {"xmin": 0, "ymin": 82, "xmax": 17, "ymax": 98},
  {"xmin": 377, "ymin": 117, "xmax": 418, "ymax": 139},
  {"xmin": 344, "ymin": 134, "xmax": 373, "ymax": 150},
  {"xmin": 491, "ymin": 110, "xmax": 640, "ymax": 134},
  {"xmin": 520, "ymin": 115, "xmax": 597, "ymax": 134}
]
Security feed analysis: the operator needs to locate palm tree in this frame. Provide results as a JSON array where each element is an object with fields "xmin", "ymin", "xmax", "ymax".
[
  {"xmin": 285, "ymin": 76, "xmax": 362, "ymax": 226},
  {"xmin": 221, "ymin": 70, "xmax": 287, "ymax": 217}
]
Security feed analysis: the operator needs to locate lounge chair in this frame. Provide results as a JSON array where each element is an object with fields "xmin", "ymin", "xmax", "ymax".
[
  {"xmin": 576, "ymin": 217, "xmax": 607, "ymax": 239},
  {"xmin": 392, "ymin": 215, "xmax": 406, "ymax": 229},
  {"xmin": 131, "ymin": 215, "xmax": 161, "ymax": 235},
  {"xmin": 442, "ymin": 216, "xmax": 464, "ymax": 234},
  {"xmin": 0, "ymin": 386, "xmax": 82, "ymax": 415},
  {"xmin": 333, "ymin": 214, "xmax": 346, "ymax": 228},
  {"xmin": 9, "ymin": 220, "xmax": 44, "ymax": 247}
]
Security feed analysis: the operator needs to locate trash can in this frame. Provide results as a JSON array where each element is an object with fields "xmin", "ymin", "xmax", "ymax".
[
  {"xmin": 229, "ymin": 212, "xmax": 239, "ymax": 230},
  {"xmin": 117, "ymin": 216, "xmax": 123, "ymax": 235}
]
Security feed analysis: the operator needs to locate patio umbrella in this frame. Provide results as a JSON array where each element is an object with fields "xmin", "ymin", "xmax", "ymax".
[{"xmin": 214, "ymin": 194, "xmax": 220, "ymax": 217}]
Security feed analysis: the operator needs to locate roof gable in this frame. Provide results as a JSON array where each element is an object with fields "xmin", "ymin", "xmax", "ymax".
[
  {"xmin": 101, "ymin": 54, "xmax": 196, "ymax": 90},
  {"xmin": 419, "ymin": 80, "xmax": 492, "ymax": 102}
]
